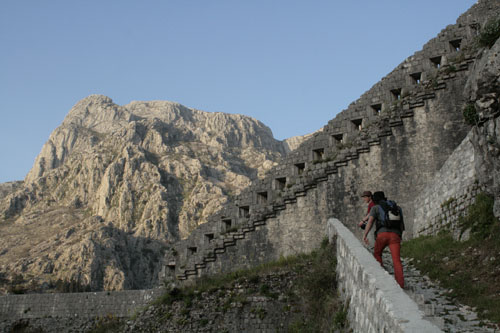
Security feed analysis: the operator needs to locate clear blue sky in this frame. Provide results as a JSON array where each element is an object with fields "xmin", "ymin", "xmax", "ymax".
[{"xmin": 0, "ymin": 0, "xmax": 476, "ymax": 183}]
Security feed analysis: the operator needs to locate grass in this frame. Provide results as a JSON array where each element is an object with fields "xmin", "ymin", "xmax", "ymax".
[
  {"xmin": 149, "ymin": 239, "xmax": 348, "ymax": 331},
  {"xmin": 478, "ymin": 16, "xmax": 500, "ymax": 48},
  {"xmin": 401, "ymin": 193, "xmax": 500, "ymax": 324}
]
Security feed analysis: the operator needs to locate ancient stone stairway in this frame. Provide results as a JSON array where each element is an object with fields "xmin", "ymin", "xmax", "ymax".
[
  {"xmin": 173, "ymin": 97, "xmax": 464, "ymax": 282},
  {"xmin": 166, "ymin": 21, "xmax": 480, "ymax": 283},
  {"xmin": 380, "ymin": 253, "xmax": 499, "ymax": 332}
]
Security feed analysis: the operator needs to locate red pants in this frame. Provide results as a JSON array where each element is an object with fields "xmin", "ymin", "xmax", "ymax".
[{"xmin": 374, "ymin": 232, "xmax": 404, "ymax": 288}]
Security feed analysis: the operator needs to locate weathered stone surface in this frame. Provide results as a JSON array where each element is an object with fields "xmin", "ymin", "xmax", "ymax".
[
  {"xmin": 467, "ymin": 38, "xmax": 500, "ymax": 218},
  {"xmin": 0, "ymin": 96, "xmax": 293, "ymax": 291}
]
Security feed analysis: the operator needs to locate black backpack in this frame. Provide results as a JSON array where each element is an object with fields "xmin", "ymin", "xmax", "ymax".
[{"xmin": 376, "ymin": 200, "xmax": 404, "ymax": 230}]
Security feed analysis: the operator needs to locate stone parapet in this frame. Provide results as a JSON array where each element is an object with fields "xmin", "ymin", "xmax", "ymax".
[
  {"xmin": 0, "ymin": 288, "xmax": 163, "ymax": 321},
  {"xmin": 327, "ymin": 218, "xmax": 442, "ymax": 333}
]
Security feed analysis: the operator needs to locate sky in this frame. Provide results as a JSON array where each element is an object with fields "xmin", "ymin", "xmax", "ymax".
[{"xmin": 0, "ymin": 0, "xmax": 477, "ymax": 183}]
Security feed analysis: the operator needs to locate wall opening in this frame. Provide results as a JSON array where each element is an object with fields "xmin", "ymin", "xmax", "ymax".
[
  {"xmin": 167, "ymin": 263, "xmax": 176, "ymax": 272},
  {"xmin": 410, "ymin": 72, "xmax": 422, "ymax": 85},
  {"xmin": 332, "ymin": 134, "xmax": 343, "ymax": 144},
  {"xmin": 188, "ymin": 246, "xmax": 197, "ymax": 255},
  {"xmin": 450, "ymin": 39, "xmax": 462, "ymax": 52},
  {"xmin": 371, "ymin": 104, "xmax": 382, "ymax": 115},
  {"xmin": 430, "ymin": 56, "xmax": 442, "ymax": 68},
  {"xmin": 352, "ymin": 118, "xmax": 362, "ymax": 131},
  {"xmin": 222, "ymin": 218, "xmax": 232, "ymax": 230},
  {"xmin": 205, "ymin": 233, "xmax": 214, "ymax": 243},
  {"xmin": 239, "ymin": 206, "xmax": 250, "ymax": 218},
  {"xmin": 312, "ymin": 148, "xmax": 324, "ymax": 162},
  {"xmin": 257, "ymin": 191, "xmax": 268, "ymax": 204},
  {"xmin": 295, "ymin": 163, "xmax": 305, "ymax": 175},
  {"xmin": 391, "ymin": 88, "xmax": 402, "ymax": 100},
  {"xmin": 275, "ymin": 177, "xmax": 287, "ymax": 191}
]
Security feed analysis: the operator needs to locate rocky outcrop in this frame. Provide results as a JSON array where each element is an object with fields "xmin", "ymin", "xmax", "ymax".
[
  {"xmin": 0, "ymin": 96, "xmax": 290, "ymax": 291},
  {"xmin": 467, "ymin": 37, "xmax": 500, "ymax": 217},
  {"xmin": 0, "ymin": 181, "xmax": 23, "ymax": 201}
]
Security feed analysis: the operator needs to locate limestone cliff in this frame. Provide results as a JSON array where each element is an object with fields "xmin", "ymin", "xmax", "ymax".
[{"xmin": 0, "ymin": 95, "xmax": 295, "ymax": 291}]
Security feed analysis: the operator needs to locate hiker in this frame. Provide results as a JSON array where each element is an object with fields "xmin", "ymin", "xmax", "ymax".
[
  {"xmin": 358, "ymin": 191, "xmax": 374, "ymax": 230},
  {"xmin": 363, "ymin": 191, "xmax": 405, "ymax": 288}
]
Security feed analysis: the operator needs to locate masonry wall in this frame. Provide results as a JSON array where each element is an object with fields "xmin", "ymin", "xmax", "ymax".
[
  {"xmin": 0, "ymin": 288, "xmax": 163, "ymax": 321},
  {"xmin": 327, "ymin": 218, "xmax": 442, "ymax": 333},
  {"xmin": 413, "ymin": 131, "xmax": 487, "ymax": 236}
]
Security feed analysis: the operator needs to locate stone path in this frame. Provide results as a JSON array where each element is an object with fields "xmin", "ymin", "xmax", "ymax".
[{"xmin": 380, "ymin": 252, "xmax": 499, "ymax": 332}]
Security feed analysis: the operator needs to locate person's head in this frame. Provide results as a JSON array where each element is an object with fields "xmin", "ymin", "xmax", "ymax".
[
  {"xmin": 372, "ymin": 191, "xmax": 386, "ymax": 204},
  {"xmin": 361, "ymin": 191, "xmax": 372, "ymax": 203}
]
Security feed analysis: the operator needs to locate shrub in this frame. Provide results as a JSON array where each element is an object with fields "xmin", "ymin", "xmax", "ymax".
[
  {"xmin": 478, "ymin": 17, "xmax": 500, "ymax": 48},
  {"xmin": 463, "ymin": 103, "xmax": 479, "ymax": 126}
]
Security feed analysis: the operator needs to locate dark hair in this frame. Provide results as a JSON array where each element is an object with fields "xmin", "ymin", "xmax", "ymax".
[{"xmin": 372, "ymin": 191, "xmax": 386, "ymax": 204}]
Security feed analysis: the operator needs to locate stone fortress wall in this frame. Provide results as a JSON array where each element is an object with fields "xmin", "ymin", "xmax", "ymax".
[
  {"xmin": 162, "ymin": 0, "xmax": 500, "ymax": 285},
  {"xmin": 413, "ymin": 131, "xmax": 487, "ymax": 237},
  {"xmin": 2, "ymin": 1, "xmax": 499, "ymax": 328},
  {"xmin": 0, "ymin": 289, "xmax": 163, "ymax": 321}
]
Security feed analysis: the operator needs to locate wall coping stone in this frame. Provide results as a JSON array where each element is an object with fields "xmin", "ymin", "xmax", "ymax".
[{"xmin": 327, "ymin": 218, "xmax": 442, "ymax": 333}]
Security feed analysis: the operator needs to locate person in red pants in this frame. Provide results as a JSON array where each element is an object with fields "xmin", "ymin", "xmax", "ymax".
[{"xmin": 363, "ymin": 191, "xmax": 405, "ymax": 289}]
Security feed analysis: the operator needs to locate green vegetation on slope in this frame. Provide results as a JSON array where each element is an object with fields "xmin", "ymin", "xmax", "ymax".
[
  {"xmin": 91, "ymin": 240, "xmax": 348, "ymax": 332},
  {"xmin": 401, "ymin": 193, "xmax": 500, "ymax": 324}
]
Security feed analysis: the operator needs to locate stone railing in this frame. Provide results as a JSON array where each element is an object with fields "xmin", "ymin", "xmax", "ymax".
[
  {"xmin": 327, "ymin": 218, "xmax": 441, "ymax": 333},
  {"xmin": 0, "ymin": 288, "xmax": 163, "ymax": 321}
]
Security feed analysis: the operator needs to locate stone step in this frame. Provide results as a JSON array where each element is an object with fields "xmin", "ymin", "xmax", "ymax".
[
  {"xmin": 185, "ymin": 269, "xmax": 197, "ymax": 276},
  {"xmin": 214, "ymin": 248, "xmax": 226, "ymax": 254},
  {"xmin": 233, "ymin": 233, "xmax": 245, "ymax": 239},
  {"xmin": 242, "ymin": 225, "xmax": 255, "ymax": 232},
  {"xmin": 294, "ymin": 191, "xmax": 306, "ymax": 197},
  {"xmin": 378, "ymin": 130, "xmax": 392, "ymax": 137},
  {"xmin": 195, "ymin": 263, "xmax": 206, "ymax": 269},
  {"xmin": 273, "ymin": 204, "xmax": 286, "ymax": 211}
]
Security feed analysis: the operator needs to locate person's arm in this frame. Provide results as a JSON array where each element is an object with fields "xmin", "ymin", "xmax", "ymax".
[
  {"xmin": 363, "ymin": 216, "xmax": 374, "ymax": 244},
  {"xmin": 358, "ymin": 212, "xmax": 371, "ymax": 227}
]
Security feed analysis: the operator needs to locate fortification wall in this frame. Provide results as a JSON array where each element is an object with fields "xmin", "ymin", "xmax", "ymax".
[
  {"xmin": 327, "ymin": 218, "xmax": 442, "ymax": 333},
  {"xmin": 413, "ymin": 131, "xmax": 488, "ymax": 237},
  {"xmin": 0, "ymin": 288, "xmax": 163, "ymax": 321}
]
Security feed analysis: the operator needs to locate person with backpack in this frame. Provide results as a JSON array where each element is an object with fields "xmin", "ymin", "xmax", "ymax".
[{"xmin": 362, "ymin": 191, "xmax": 405, "ymax": 288}]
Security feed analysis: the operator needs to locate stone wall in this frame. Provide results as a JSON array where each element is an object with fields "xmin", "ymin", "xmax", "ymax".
[
  {"xmin": 413, "ymin": 131, "xmax": 485, "ymax": 236},
  {"xmin": 162, "ymin": 1, "xmax": 500, "ymax": 288},
  {"xmin": 0, "ymin": 288, "xmax": 163, "ymax": 321},
  {"xmin": 327, "ymin": 218, "xmax": 441, "ymax": 333}
]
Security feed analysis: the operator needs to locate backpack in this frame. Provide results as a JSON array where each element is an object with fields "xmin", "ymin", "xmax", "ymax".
[{"xmin": 376, "ymin": 200, "xmax": 404, "ymax": 230}]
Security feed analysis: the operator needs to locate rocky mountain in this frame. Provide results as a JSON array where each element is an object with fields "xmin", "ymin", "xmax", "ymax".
[{"xmin": 0, "ymin": 95, "xmax": 305, "ymax": 291}]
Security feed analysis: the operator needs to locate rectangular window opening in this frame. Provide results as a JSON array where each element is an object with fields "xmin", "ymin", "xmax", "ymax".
[
  {"xmin": 239, "ymin": 206, "xmax": 250, "ymax": 218},
  {"xmin": 332, "ymin": 134, "xmax": 343, "ymax": 144},
  {"xmin": 450, "ymin": 39, "xmax": 462, "ymax": 52},
  {"xmin": 222, "ymin": 218, "xmax": 232, "ymax": 230},
  {"xmin": 312, "ymin": 148, "xmax": 324, "ymax": 161},
  {"xmin": 352, "ymin": 118, "xmax": 363, "ymax": 131},
  {"xmin": 188, "ymin": 247, "xmax": 197, "ymax": 255},
  {"xmin": 391, "ymin": 88, "xmax": 402, "ymax": 101},
  {"xmin": 275, "ymin": 177, "xmax": 287, "ymax": 190},
  {"xmin": 205, "ymin": 233, "xmax": 214, "ymax": 243},
  {"xmin": 371, "ymin": 104, "xmax": 382, "ymax": 115},
  {"xmin": 295, "ymin": 163, "xmax": 305, "ymax": 175},
  {"xmin": 430, "ymin": 56, "xmax": 442, "ymax": 68},
  {"xmin": 410, "ymin": 72, "xmax": 422, "ymax": 85},
  {"xmin": 257, "ymin": 191, "xmax": 268, "ymax": 204}
]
